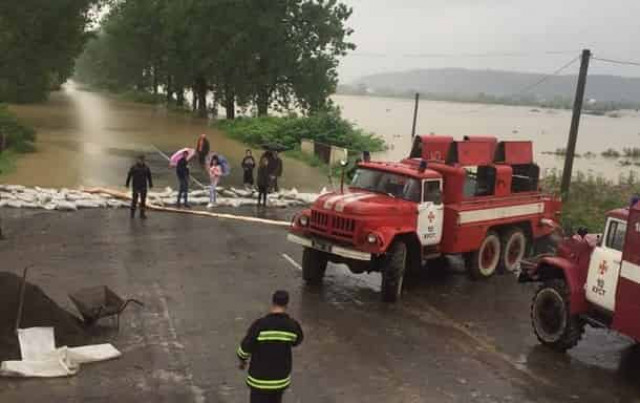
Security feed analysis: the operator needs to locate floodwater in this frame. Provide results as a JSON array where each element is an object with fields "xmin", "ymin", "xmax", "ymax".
[
  {"xmin": 333, "ymin": 94, "xmax": 640, "ymax": 181},
  {"xmin": 6, "ymin": 86, "xmax": 640, "ymax": 189},
  {"xmin": 5, "ymin": 83, "xmax": 327, "ymax": 190}
]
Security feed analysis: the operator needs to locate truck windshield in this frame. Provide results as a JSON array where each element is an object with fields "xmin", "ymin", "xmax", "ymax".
[{"xmin": 350, "ymin": 169, "xmax": 421, "ymax": 202}]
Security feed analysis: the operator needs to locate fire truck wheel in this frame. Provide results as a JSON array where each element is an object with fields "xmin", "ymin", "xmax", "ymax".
[
  {"xmin": 500, "ymin": 228, "xmax": 527, "ymax": 273},
  {"xmin": 302, "ymin": 247, "xmax": 328, "ymax": 285},
  {"xmin": 381, "ymin": 241, "xmax": 407, "ymax": 303},
  {"xmin": 531, "ymin": 279, "xmax": 584, "ymax": 352},
  {"xmin": 467, "ymin": 231, "xmax": 501, "ymax": 280}
]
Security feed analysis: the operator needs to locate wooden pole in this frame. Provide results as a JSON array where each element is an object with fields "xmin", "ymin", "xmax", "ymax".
[
  {"xmin": 15, "ymin": 266, "xmax": 30, "ymax": 333},
  {"xmin": 561, "ymin": 49, "xmax": 591, "ymax": 200},
  {"xmin": 411, "ymin": 93, "xmax": 420, "ymax": 137}
]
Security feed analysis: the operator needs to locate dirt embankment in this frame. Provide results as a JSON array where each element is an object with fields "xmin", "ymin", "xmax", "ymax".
[{"xmin": 0, "ymin": 272, "xmax": 88, "ymax": 361}]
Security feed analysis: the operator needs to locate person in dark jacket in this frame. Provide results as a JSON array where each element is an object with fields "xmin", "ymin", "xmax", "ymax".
[
  {"xmin": 196, "ymin": 133, "xmax": 210, "ymax": 166},
  {"xmin": 271, "ymin": 151, "xmax": 283, "ymax": 192},
  {"xmin": 256, "ymin": 156, "xmax": 270, "ymax": 207},
  {"xmin": 126, "ymin": 155, "xmax": 153, "ymax": 219},
  {"xmin": 237, "ymin": 290, "xmax": 303, "ymax": 403},
  {"xmin": 176, "ymin": 150, "xmax": 190, "ymax": 208},
  {"xmin": 241, "ymin": 149, "xmax": 256, "ymax": 187}
]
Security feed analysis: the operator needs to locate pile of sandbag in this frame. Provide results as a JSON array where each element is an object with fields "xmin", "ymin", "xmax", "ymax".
[{"xmin": 0, "ymin": 184, "xmax": 324, "ymax": 211}]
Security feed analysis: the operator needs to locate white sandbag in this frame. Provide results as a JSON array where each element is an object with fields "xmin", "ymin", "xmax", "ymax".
[
  {"xmin": 220, "ymin": 189, "xmax": 236, "ymax": 198},
  {"xmin": 55, "ymin": 201, "xmax": 78, "ymax": 211},
  {"xmin": 281, "ymin": 188, "xmax": 299, "ymax": 200},
  {"xmin": 319, "ymin": 187, "xmax": 329, "ymax": 195},
  {"xmin": 0, "ymin": 200, "xmax": 8, "ymax": 208},
  {"xmin": 190, "ymin": 190, "xmax": 208, "ymax": 198},
  {"xmin": 18, "ymin": 328, "xmax": 56, "ymax": 361},
  {"xmin": 75, "ymin": 200, "xmax": 102, "ymax": 209},
  {"xmin": 4, "ymin": 185, "xmax": 25, "ymax": 192},
  {"xmin": 65, "ymin": 193, "xmax": 85, "ymax": 201},
  {"xmin": 7, "ymin": 200, "xmax": 23, "ymax": 208},
  {"xmin": 43, "ymin": 203, "xmax": 57, "ymax": 211},
  {"xmin": 16, "ymin": 194, "xmax": 37, "ymax": 203},
  {"xmin": 107, "ymin": 200, "xmax": 128, "ymax": 208},
  {"xmin": 190, "ymin": 197, "xmax": 210, "ymax": 206},
  {"xmin": 21, "ymin": 202, "xmax": 39, "ymax": 209},
  {"xmin": 66, "ymin": 344, "xmax": 121, "ymax": 364}
]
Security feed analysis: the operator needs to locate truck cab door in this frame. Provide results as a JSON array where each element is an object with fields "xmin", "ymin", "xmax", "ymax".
[
  {"xmin": 417, "ymin": 180, "xmax": 444, "ymax": 246},
  {"xmin": 613, "ymin": 206, "xmax": 640, "ymax": 340},
  {"xmin": 585, "ymin": 218, "xmax": 627, "ymax": 312}
]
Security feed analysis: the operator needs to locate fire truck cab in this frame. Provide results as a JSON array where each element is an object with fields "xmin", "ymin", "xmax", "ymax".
[
  {"xmin": 288, "ymin": 135, "xmax": 561, "ymax": 302},
  {"xmin": 522, "ymin": 202, "xmax": 640, "ymax": 351}
]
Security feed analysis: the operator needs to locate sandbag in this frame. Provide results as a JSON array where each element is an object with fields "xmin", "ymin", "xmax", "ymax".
[{"xmin": 55, "ymin": 201, "xmax": 78, "ymax": 211}]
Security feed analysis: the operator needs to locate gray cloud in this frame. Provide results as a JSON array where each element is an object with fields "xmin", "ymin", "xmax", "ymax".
[{"xmin": 338, "ymin": 0, "xmax": 640, "ymax": 82}]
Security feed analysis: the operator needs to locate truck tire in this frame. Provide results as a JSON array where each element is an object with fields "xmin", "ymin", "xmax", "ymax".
[
  {"xmin": 531, "ymin": 279, "xmax": 584, "ymax": 352},
  {"xmin": 467, "ymin": 231, "xmax": 501, "ymax": 280},
  {"xmin": 302, "ymin": 247, "xmax": 328, "ymax": 285},
  {"xmin": 500, "ymin": 228, "xmax": 527, "ymax": 273},
  {"xmin": 381, "ymin": 241, "xmax": 407, "ymax": 303}
]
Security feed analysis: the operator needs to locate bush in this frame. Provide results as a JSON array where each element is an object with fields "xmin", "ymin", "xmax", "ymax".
[
  {"xmin": 601, "ymin": 148, "xmax": 621, "ymax": 158},
  {"xmin": 121, "ymin": 90, "xmax": 165, "ymax": 105},
  {"xmin": 0, "ymin": 104, "xmax": 36, "ymax": 152},
  {"xmin": 542, "ymin": 170, "xmax": 640, "ymax": 232},
  {"xmin": 216, "ymin": 108, "xmax": 385, "ymax": 156}
]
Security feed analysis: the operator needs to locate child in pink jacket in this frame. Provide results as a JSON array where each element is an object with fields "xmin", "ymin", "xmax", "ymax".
[{"xmin": 208, "ymin": 155, "xmax": 223, "ymax": 207}]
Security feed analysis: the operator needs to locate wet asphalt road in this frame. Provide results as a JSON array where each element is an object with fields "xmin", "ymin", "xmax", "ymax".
[{"xmin": 0, "ymin": 208, "xmax": 638, "ymax": 403}]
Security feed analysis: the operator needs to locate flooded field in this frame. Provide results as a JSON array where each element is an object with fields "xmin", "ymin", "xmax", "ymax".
[
  {"xmin": 334, "ymin": 94, "xmax": 640, "ymax": 181},
  {"xmin": 5, "ymin": 87, "xmax": 640, "ymax": 190},
  {"xmin": 6, "ymin": 83, "xmax": 326, "ymax": 190}
]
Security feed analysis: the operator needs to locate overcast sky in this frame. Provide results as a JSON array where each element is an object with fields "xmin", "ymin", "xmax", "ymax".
[{"xmin": 338, "ymin": 0, "xmax": 640, "ymax": 82}]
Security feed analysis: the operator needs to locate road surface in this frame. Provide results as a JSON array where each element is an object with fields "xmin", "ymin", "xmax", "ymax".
[{"xmin": 0, "ymin": 209, "xmax": 638, "ymax": 402}]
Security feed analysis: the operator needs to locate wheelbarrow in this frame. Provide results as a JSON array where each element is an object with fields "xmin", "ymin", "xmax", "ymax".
[{"xmin": 69, "ymin": 286, "xmax": 144, "ymax": 330}]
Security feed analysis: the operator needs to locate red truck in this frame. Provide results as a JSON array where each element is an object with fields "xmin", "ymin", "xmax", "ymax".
[
  {"xmin": 521, "ymin": 201, "xmax": 640, "ymax": 351},
  {"xmin": 288, "ymin": 135, "xmax": 562, "ymax": 301}
]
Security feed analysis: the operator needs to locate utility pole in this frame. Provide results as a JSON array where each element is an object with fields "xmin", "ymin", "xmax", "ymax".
[
  {"xmin": 561, "ymin": 49, "xmax": 591, "ymax": 200},
  {"xmin": 411, "ymin": 93, "xmax": 420, "ymax": 137}
]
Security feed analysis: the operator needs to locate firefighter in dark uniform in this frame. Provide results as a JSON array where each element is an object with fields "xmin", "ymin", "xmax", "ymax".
[
  {"xmin": 237, "ymin": 290, "xmax": 303, "ymax": 403},
  {"xmin": 125, "ymin": 155, "xmax": 153, "ymax": 219}
]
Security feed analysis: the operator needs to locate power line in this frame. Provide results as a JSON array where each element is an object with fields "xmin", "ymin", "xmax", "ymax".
[
  {"xmin": 592, "ymin": 56, "xmax": 640, "ymax": 68},
  {"xmin": 464, "ymin": 54, "xmax": 581, "ymax": 114},
  {"xmin": 349, "ymin": 50, "xmax": 578, "ymax": 59}
]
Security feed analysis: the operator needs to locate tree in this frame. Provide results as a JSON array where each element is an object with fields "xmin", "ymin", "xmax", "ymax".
[{"xmin": 0, "ymin": 0, "xmax": 102, "ymax": 103}]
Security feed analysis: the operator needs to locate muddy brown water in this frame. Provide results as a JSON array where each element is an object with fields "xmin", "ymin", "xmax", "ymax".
[
  {"xmin": 6, "ymin": 83, "xmax": 327, "ymax": 191},
  {"xmin": 334, "ymin": 94, "xmax": 640, "ymax": 181}
]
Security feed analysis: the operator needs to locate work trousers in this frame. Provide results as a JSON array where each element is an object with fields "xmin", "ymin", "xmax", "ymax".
[
  {"xmin": 209, "ymin": 179, "xmax": 219, "ymax": 204},
  {"xmin": 243, "ymin": 169, "xmax": 254, "ymax": 186},
  {"xmin": 250, "ymin": 388, "xmax": 283, "ymax": 403},
  {"xmin": 177, "ymin": 177, "xmax": 189, "ymax": 206},
  {"xmin": 257, "ymin": 186, "xmax": 268, "ymax": 206},
  {"xmin": 131, "ymin": 188, "xmax": 147, "ymax": 216}
]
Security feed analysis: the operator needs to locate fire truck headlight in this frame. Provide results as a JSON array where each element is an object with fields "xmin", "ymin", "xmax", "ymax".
[
  {"xmin": 366, "ymin": 233, "xmax": 378, "ymax": 244},
  {"xmin": 299, "ymin": 215, "xmax": 309, "ymax": 227}
]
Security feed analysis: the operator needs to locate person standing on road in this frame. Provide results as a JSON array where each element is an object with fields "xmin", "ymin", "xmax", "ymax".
[
  {"xmin": 176, "ymin": 150, "xmax": 190, "ymax": 208},
  {"xmin": 242, "ymin": 149, "xmax": 256, "ymax": 188},
  {"xmin": 272, "ymin": 151, "xmax": 283, "ymax": 193},
  {"xmin": 126, "ymin": 155, "xmax": 153, "ymax": 219},
  {"xmin": 196, "ymin": 133, "xmax": 210, "ymax": 166},
  {"xmin": 256, "ymin": 156, "xmax": 270, "ymax": 207},
  {"xmin": 208, "ymin": 154, "xmax": 222, "ymax": 208},
  {"xmin": 237, "ymin": 290, "xmax": 303, "ymax": 403}
]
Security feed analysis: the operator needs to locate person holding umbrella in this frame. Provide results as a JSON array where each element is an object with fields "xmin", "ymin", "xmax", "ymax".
[
  {"xmin": 176, "ymin": 150, "xmax": 191, "ymax": 208},
  {"xmin": 256, "ymin": 156, "xmax": 270, "ymax": 207}
]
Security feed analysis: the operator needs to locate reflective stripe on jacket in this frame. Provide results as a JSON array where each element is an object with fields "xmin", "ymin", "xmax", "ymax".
[{"xmin": 237, "ymin": 313, "xmax": 303, "ymax": 390}]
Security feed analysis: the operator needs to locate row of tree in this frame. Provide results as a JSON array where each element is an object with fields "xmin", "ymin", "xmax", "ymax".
[
  {"xmin": 75, "ymin": 0, "xmax": 355, "ymax": 118},
  {"xmin": 0, "ymin": 0, "xmax": 103, "ymax": 103}
]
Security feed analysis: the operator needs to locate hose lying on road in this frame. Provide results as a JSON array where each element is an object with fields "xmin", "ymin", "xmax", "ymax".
[{"xmin": 83, "ymin": 188, "xmax": 290, "ymax": 228}]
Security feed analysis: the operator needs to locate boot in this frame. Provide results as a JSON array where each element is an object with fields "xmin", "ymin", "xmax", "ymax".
[
  {"xmin": 140, "ymin": 209, "xmax": 147, "ymax": 219},
  {"xmin": 130, "ymin": 209, "xmax": 135, "ymax": 219}
]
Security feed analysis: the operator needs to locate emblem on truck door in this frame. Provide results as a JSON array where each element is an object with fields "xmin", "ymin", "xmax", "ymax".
[
  {"xmin": 599, "ymin": 260, "xmax": 608, "ymax": 276},
  {"xmin": 428, "ymin": 212, "xmax": 436, "ymax": 223}
]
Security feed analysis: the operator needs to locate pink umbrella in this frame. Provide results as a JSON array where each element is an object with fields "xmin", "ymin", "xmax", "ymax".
[{"xmin": 169, "ymin": 148, "xmax": 196, "ymax": 167}]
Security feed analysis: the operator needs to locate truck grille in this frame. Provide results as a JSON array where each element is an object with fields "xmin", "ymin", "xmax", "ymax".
[{"xmin": 310, "ymin": 210, "xmax": 356, "ymax": 241}]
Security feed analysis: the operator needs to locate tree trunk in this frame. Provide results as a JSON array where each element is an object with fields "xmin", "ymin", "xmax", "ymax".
[
  {"xmin": 196, "ymin": 76, "xmax": 208, "ymax": 118},
  {"xmin": 192, "ymin": 85, "xmax": 198, "ymax": 111},
  {"xmin": 257, "ymin": 88, "xmax": 269, "ymax": 116},
  {"xmin": 224, "ymin": 84, "xmax": 235, "ymax": 120},
  {"xmin": 165, "ymin": 75, "xmax": 173, "ymax": 103},
  {"xmin": 176, "ymin": 88, "xmax": 185, "ymax": 107},
  {"xmin": 152, "ymin": 66, "xmax": 159, "ymax": 95}
]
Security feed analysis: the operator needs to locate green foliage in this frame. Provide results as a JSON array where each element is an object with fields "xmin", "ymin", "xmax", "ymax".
[
  {"xmin": 0, "ymin": 0, "xmax": 102, "ymax": 103},
  {"xmin": 216, "ymin": 108, "xmax": 385, "ymax": 155},
  {"xmin": 542, "ymin": 170, "xmax": 640, "ymax": 232},
  {"xmin": 0, "ymin": 104, "xmax": 36, "ymax": 152},
  {"xmin": 602, "ymin": 148, "xmax": 622, "ymax": 158},
  {"xmin": 74, "ymin": 0, "xmax": 355, "ymax": 117},
  {"xmin": 623, "ymin": 147, "xmax": 640, "ymax": 159},
  {"xmin": 120, "ymin": 90, "xmax": 165, "ymax": 105}
]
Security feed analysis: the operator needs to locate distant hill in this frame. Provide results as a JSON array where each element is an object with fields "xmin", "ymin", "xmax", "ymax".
[{"xmin": 343, "ymin": 68, "xmax": 640, "ymax": 107}]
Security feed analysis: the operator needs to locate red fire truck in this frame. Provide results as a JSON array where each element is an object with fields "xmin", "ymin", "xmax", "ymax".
[
  {"xmin": 521, "ymin": 202, "xmax": 640, "ymax": 351},
  {"xmin": 288, "ymin": 135, "xmax": 562, "ymax": 301}
]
